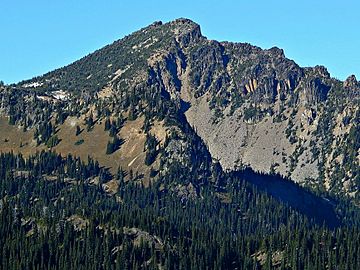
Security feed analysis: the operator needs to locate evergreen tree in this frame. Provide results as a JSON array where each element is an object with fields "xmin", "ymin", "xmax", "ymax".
[
  {"xmin": 104, "ymin": 118, "xmax": 111, "ymax": 131},
  {"xmin": 86, "ymin": 114, "xmax": 94, "ymax": 131},
  {"xmin": 75, "ymin": 125, "xmax": 81, "ymax": 136}
]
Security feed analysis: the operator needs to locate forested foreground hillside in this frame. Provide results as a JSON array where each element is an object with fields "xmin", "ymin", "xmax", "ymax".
[{"xmin": 0, "ymin": 151, "xmax": 360, "ymax": 269}]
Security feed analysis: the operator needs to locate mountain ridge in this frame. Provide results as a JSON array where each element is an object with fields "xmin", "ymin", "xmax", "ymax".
[{"xmin": 1, "ymin": 18, "xmax": 359, "ymax": 201}]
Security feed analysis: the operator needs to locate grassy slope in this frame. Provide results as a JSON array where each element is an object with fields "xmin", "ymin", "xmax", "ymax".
[{"xmin": 0, "ymin": 116, "xmax": 167, "ymax": 185}]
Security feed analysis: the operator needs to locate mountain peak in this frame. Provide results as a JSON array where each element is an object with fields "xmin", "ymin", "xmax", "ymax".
[
  {"xmin": 133, "ymin": 18, "xmax": 202, "ymax": 48},
  {"xmin": 167, "ymin": 18, "xmax": 202, "ymax": 43},
  {"xmin": 266, "ymin": 46, "xmax": 285, "ymax": 57},
  {"xmin": 344, "ymin": 74, "xmax": 358, "ymax": 88},
  {"xmin": 170, "ymin": 17, "xmax": 199, "ymax": 27},
  {"xmin": 146, "ymin": 18, "xmax": 200, "ymax": 33}
]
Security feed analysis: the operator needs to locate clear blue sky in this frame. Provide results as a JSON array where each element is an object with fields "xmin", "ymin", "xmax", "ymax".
[{"xmin": 1, "ymin": 0, "xmax": 359, "ymax": 84}]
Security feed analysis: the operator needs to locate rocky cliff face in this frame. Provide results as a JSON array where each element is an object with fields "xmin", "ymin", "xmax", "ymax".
[
  {"xmin": 3, "ymin": 18, "xmax": 359, "ymax": 200},
  {"xmin": 132, "ymin": 19, "xmax": 359, "ymax": 198}
]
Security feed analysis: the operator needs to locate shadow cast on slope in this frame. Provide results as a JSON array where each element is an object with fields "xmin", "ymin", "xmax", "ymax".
[{"xmin": 231, "ymin": 168, "xmax": 340, "ymax": 229}]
